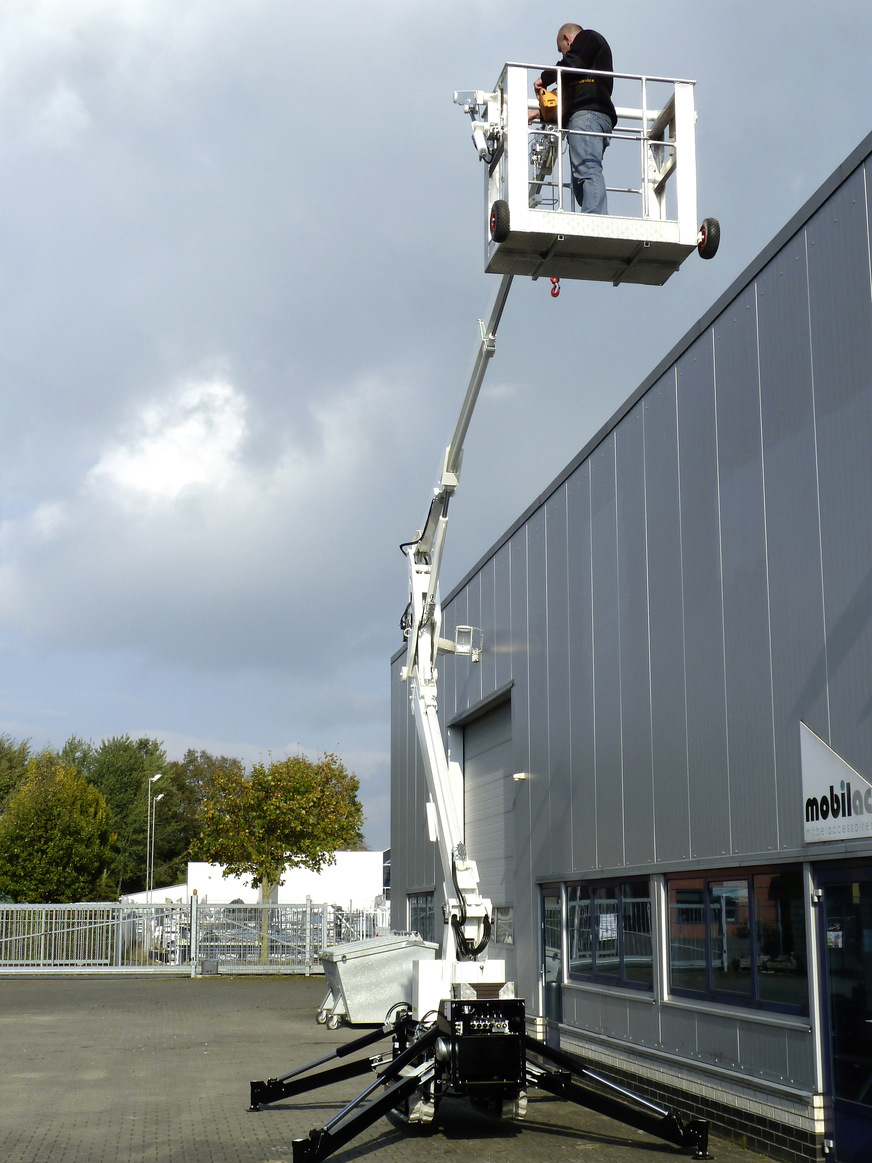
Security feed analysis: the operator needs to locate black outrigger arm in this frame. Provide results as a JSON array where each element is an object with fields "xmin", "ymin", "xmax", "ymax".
[
  {"xmin": 524, "ymin": 1035, "xmax": 711, "ymax": 1160},
  {"xmin": 250, "ymin": 1018, "xmax": 441, "ymax": 1163},
  {"xmin": 249, "ymin": 1021, "xmax": 396, "ymax": 1110},
  {"xmin": 250, "ymin": 1004, "xmax": 711, "ymax": 1163}
]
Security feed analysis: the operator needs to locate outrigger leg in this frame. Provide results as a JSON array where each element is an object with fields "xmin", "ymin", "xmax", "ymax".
[
  {"xmin": 250, "ymin": 1016, "xmax": 441, "ymax": 1163},
  {"xmin": 524, "ymin": 1035, "xmax": 712, "ymax": 1160},
  {"xmin": 249, "ymin": 1021, "xmax": 398, "ymax": 1110},
  {"xmin": 250, "ymin": 1009, "xmax": 712, "ymax": 1163}
]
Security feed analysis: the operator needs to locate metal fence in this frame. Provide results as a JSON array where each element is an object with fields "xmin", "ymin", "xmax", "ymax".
[{"xmin": 0, "ymin": 899, "xmax": 390, "ymax": 975}]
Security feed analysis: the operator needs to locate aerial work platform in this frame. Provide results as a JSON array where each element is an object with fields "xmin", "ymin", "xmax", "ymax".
[
  {"xmin": 456, "ymin": 63, "xmax": 718, "ymax": 286},
  {"xmin": 244, "ymin": 56, "xmax": 722, "ymax": 1163}
]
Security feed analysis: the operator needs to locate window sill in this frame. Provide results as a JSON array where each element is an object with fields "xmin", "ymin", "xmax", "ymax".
[{"xmin": 663, "ymin": 994, "xmax": 811, "ymax": 1029}]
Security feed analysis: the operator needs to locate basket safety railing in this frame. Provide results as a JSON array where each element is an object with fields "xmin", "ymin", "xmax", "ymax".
[{"xmin": 467, "ymin": 62, "xmax": 698, "ymax": 227}]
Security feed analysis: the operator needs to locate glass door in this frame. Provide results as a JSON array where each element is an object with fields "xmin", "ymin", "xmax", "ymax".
[{"xmin": 820, "ymin": 873, "xmax": 872, "ymax": 1163}]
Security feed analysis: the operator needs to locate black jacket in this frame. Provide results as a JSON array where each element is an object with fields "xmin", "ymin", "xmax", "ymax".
[{"xmin": 540, "ymin": 28, "xmax": 617, "ymax": 129}]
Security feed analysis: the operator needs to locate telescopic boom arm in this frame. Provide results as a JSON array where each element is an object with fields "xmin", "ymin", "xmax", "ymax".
[{"xmin": 400, "ymin": 272, "xmax": 513, "ymax": 964}]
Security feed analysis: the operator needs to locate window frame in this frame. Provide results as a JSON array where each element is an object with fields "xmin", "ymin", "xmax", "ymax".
[
  {"xmin": 566, "ymin": 878, "xmax": 653, "ymax": 992},
  {"xmin": 407, "ymin": 892, "xmax": 436, "ymax": 944},
  {"xmin": 667, "ymin": 866, "xmax": 809, "ymax": 1016}
]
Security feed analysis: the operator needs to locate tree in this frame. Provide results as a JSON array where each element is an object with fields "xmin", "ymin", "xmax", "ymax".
[
  {"xmin": 193, "ymin": 752, "xmax": 365, "ymax": 897},
  {"xmin": 0, "ymin": 733, "xmax": 31, "ymax": 811},
  {"xmin": 0, "ymin": 753, "xmax": 115, "ymax": 902},
  {"xmin": 87, "ymin": 735, "xmax": 166, "ymax": 895},
  {"xmin": 155, "ymin": 750, "xmax": 245, "ymax": 890},
  {"xmin": 58, "ymin": 735, "xmax": 97, "ymax": 778}
]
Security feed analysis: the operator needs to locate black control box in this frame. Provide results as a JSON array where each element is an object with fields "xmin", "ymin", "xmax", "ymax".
[{"xmin": 437, "ymin": 998, "xmax": 526, "ymax": 1095}]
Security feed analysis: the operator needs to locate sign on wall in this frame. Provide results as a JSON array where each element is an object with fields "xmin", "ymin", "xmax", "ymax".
[{"xmin": 801, "ymin": 721, "xmax": 872, "ymax": 843}]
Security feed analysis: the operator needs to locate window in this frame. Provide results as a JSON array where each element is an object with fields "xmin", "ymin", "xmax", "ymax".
[
  {"xmin": 567, "ymin": 880, "xmax": 652, "ymax": 990},
  {"xmin": 408, "ymin": 893, "xmax": 435, "ymax": 943},
  {"xmin": 492, "ymin": 905, "xmax": 514, "ymax": 946},
  {"xmin": 668, "ymin": 868, "xmax": 808, "ymax": 1014},
  {"xmin": 542, "ymin": 892, "xmax": 562, "ymax": 984}
]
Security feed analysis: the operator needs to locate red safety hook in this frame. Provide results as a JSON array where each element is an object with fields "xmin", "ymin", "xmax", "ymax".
[{"xmin": 550, "ymin": 277, "xmax": 561, "ymax": 298}]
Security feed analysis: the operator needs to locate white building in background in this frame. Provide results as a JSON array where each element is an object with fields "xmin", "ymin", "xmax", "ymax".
[{"xmin": 123, "ymin": 851, "xmax": 385, "ymax": 909}]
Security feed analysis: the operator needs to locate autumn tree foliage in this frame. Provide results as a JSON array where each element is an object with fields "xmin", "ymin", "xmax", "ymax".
[
  {"xmin": 0, "ymin": 753, "xmax": 115, "ymax": 903},
  {"xmin": 193, "ymin": 753, "xmax": 365, "ymax": 897}
]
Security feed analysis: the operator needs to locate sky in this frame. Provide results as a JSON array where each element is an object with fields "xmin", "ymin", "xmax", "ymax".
[{"xmin": 1, "ymin": 1, "xmax": 871, "ymax": 852}]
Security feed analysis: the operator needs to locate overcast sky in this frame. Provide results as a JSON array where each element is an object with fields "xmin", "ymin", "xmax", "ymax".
[{"xmin": 1, "ymin": 1, "xmax": 870, "ymax": 852}]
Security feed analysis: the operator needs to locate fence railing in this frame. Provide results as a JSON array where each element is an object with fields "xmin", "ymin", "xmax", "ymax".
[{"xmin": 0, "ymin": 899, "xmax": 390, "ymax": 975}]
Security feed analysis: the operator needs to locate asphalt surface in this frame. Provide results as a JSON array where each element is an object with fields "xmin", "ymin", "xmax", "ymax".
[{"xmin": 0, "ymin": 974, "xmax": 774, "ymax": 1163}]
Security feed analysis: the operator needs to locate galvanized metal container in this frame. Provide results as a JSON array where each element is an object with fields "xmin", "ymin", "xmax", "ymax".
[{"xmin": 318, "ymin": 933, "xmax": 438, "ymax": 1026}]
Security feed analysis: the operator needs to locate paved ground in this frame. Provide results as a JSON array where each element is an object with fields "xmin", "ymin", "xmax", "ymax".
[{"xmin": 0, "ymin": 974, "xmax": 773, "ymax": 1163}]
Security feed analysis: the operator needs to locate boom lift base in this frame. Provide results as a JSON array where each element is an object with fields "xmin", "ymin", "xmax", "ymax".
[{"xmin": 249, "ymin": 1001, "xmax": 712, "ymax": 1163}]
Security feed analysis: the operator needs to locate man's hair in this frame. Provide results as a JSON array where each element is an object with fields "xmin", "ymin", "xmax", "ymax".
[{"xmin": 558, "ymin": 23, "xmax": 582, "ymax": 40}]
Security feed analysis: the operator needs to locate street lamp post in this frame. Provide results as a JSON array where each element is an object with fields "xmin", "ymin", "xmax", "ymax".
[
  {"xmin": 149, "ymin": 793, "xmax": 164, "ymax": 904},
  {"xmin": 146, "ymin": 773, "xmax": 163, "ymax": 905}
]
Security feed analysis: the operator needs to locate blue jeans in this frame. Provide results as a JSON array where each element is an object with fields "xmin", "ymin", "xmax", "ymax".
[{"xmin": 566, "ymin": 109, "xmax": 612, "ymax": 214}]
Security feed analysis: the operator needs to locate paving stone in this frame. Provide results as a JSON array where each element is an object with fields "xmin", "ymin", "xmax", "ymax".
[{"xmin": 0, "ymin": 974, "xmax": 773, "ymax": 1163}]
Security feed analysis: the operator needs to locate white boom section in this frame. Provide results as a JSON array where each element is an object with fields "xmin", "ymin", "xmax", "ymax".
[{"xmin": 401, "ymin": 272, "xmax": 513, "ymax": 967}]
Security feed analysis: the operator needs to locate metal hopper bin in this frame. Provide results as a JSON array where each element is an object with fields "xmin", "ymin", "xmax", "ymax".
[{"xmin": 316, "ymin": 933, "xmax": 438, "ymax": 1028}]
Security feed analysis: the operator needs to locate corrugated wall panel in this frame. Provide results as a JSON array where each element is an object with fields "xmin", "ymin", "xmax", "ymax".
[
  {"xmin": 509, "ymin": 529, "xmax": 530, "ymax": 773},
  {"xmin": 616, "ymin": 407, "xmax": 656, "ymax": 865},
  {"xmin": 807, "ymin": 167, "xmax": 872, "ymax": 779},
  {"xmin": 546, "ymin": 488, "xmax": 573, "ymax": 868},
  {"xmin": 443, "ymin": 589, "xmax": 463, "ymax": 721},
  {"xmin": 509, "ymin": 528, "xmax": 537, "ymax": 994},
  {"xmin": 757, "ymin": 231, "xmax": 826, "ymax": 851},
  {"xmin": 526, "ymin": 508, "xmax": 551, "ymax": 876},
  {"xmin": 567, "ymin": 464, "xmax": 597, "ymax": 872},
  {"xmin": 459, "ymin": 569, "xmax": 484, "ymax": 711},
  {"xmin": 591, "ymin": 436, "xmax": 624, "ymax": 868},
  {"xmin": 644, "ymin": 372, "xmax": 691, "ymax": 862},
  {"xmin": 713, "ymin": 286, "xmax": 779, "ymax": 855},
  {"xmin": 493, "ymin": 543, "xmax": 513, "ymax": 691},
  {"xmin": 479, "ymin": 555, "xmax": 498, "ymax": 697},
  {"xmin": 676, "ymin": 340, "xmax": 731, "ymax": 859}
]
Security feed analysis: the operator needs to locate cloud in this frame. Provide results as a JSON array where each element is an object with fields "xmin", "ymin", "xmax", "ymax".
[
  {"xmin": 0, "ymin": 363, "xmax": 409, "ymax": 677},
  {"xmin": 86, "ymin": 376, "xmax": 246, "ymax": 503}
]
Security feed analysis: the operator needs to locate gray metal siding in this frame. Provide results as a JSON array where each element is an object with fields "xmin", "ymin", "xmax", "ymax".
[
  {"xmin": 391, "ymin": 131, "xmax": 872, "ymax": 1094},
  {"xmin": 591, "ymin": 436, "xmax": 623, "ymax": 869},
  {"xmin": 526, "ymin": 509, "xmax": 551, "ymax": 877},
  {"xmin": 808, "ymin": 165, "xmax": 872, "ymax": 779},
  {"xmin": 566, "ymin": 465, "xmax": 597, "ymax": 871},
  {"xmin": 617, "ymin": 407, "xmax": 656, "ymax": 866},
  {"xmin": 676, "ymin": 339, "xmax": 732, "ymax": 860},
  {"xmin": 545, "ymin": 489, "xmax": 572, "ymax": 864},
  {"xmin": 714, "ymin": 288, "xmax": 778, "ymax": 856},
  {"xmin": 644, "ymin": 373, "xmax": 691, "ymax": 862},
  {"xmin": 464, "ymin": 701, "xmax": 513, "ymax": 905},
  {"xmin": 756, "ymin": 232, "xmax": 825, "ymax": 850}
]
